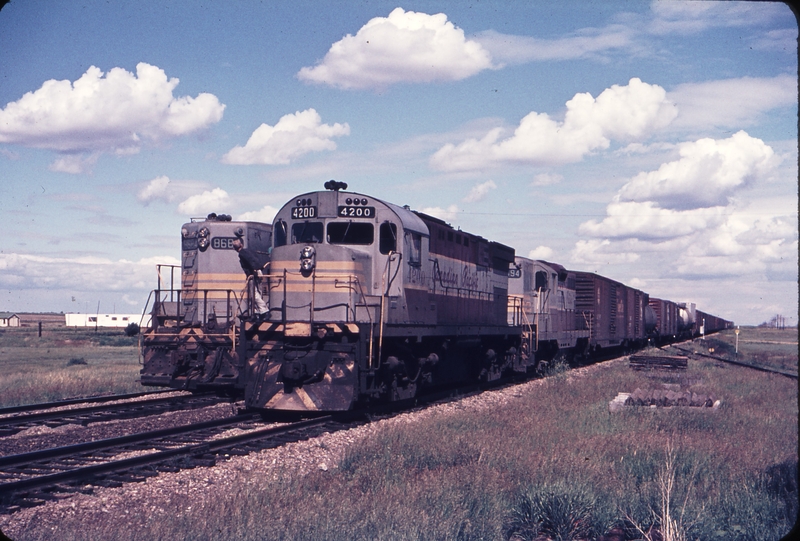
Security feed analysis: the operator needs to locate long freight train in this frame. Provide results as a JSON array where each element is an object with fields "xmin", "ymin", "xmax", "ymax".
[{"xmin": 140, "ymin": 182, "xmax": 732, "ymax": 409}]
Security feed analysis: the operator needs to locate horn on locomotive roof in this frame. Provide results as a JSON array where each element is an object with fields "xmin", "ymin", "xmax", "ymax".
[{"xmin": 324, "ymin": 180, "xmax": 348, "ymax": 191}]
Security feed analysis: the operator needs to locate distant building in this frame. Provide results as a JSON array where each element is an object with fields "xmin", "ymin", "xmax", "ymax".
[
  {"xmin": 64, "ymin": 313, "xmax": 151, "ymax": 328},
  {"xmin": 0, "ymin": 312, "xmax": 21, "ymax": 327}
]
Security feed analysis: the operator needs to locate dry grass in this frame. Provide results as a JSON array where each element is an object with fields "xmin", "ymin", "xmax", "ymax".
[
  {"xmin": 0, "ymin": 327, "xmax": 141, "ymax": 407},
  {"xmin": 5, "ymin": 329, "xmax": 798, "ymax": 540}
]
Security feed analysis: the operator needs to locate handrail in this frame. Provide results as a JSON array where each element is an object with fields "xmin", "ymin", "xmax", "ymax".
[
  {"xmin": 156, "ymin": 264, "xmax": 180, "ymax": 302},
  {"xmin": 145, "ymin": 287, "xmax": 242, "ymax": 330},
  {"xmin": 264, "ymin": 268, "xmax": 379, "ymax": 367},
  {"xmin": 378, "ymin": 252, "xmax": 400, "ymax": 370}
]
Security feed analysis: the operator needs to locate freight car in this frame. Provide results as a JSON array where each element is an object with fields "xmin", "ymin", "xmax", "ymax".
[
  {"xmin": 572, "ymin": 271, "xmax": 651, "ymax": 355},
  {"xmin": 242, "ymin": 181, "xmax": 524, "ymax": 411},
  {"xmin": 648, "ymin": 297, "xmax": 680, "ymax": 344},
  {"xmin": 140, "ymin": 213, "xmax": 272, "ymax": 391},
  {"xmin": 696, "ymin": 309, "xmax": 734, "ymax": 337}
]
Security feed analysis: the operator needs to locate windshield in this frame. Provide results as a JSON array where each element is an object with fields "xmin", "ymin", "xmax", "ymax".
[
  {"xmin": 327, "ymin": 222, "xmax": 374, "ymax": 245},
  {"xmin": 291, "ymin": 221, "xmax": 323, "ymax": 244}
]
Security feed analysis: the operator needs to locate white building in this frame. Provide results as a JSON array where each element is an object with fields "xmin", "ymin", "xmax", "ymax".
[
  {"xmin": 64, "ymin": 313, "xmax": 152, "ymax": 328},
  {"xmin": 0, "ymin": 312, "xmax": 21, "ymax": 327}
]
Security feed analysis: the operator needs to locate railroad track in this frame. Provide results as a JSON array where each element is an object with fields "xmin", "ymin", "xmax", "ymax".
[
  {"xmin": 669, "ymin": 344, "xmax": 798, "ymax": 379},
  {"xmin": 0, "ymin": 392, "xmax": 232, "ymax": 437},
  {"xmin": 5, "ymin": 341, "xmax": 754, "ymax": 514},
  {"xmin": 0, "ymin": 374, "xmax": 511, "ymax": 514},
  {"xmin": 0, "ymin": 412, "xmax": 344, "ymax": 513},
  {"xmin": 0, "ymin": 390, "xmax": 175, "ymax": 417}
]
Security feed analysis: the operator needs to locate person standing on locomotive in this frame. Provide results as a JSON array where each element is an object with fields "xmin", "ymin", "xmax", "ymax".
[{"xmin": 232, "ymin": 236, "xmax": 268, "ymax": 318}]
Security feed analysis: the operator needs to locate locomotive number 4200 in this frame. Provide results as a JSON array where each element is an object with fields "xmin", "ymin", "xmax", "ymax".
[
  {"xmin": 291, "ymin": 206, "xmax": 317, "ymax": 219},
  {"xmin": 338, "ymin": 206, "xmax": 375, "ymax": 218}
]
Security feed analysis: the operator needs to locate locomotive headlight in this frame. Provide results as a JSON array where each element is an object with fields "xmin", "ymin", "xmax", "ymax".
[
  {"xmin": 198, "ymin": 237, "xmax": 210, "ymax": 251},
  {"xmin": 299, "ymin": 245, "xmax": 316, "ymax": 273},
  {"xmin": 198, "ymin": 227, "xmax": 210, "ymax": 238}
]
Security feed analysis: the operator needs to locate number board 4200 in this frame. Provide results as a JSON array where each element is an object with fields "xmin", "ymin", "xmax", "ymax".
[
  {"xmin": 338, "ymin": 206, "xmax": 375, "ymax": 218},
  {"xmin": 291, "ymin": 206, "xmax": 317, "ymax": 219}
]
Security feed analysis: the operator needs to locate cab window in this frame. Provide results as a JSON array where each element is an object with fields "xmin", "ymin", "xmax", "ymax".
[
  {"xmin": 379, "ymin": 223, "xmax": 397, "ymax": 254},
  {"xmin": 406, "ymin": 232, "xmax": 422, "ymax": 267},
  {"xmin": 535, "ymin": 270, "xmax": 548, "ymax": 291},
  {"xmin": 274, "ymin": 220, "xmax": 287, "ymax": 247},
  {"xmin": 327, "ymin": 222, "xmax": 374, "ymax": 245},
  {"xmin": 291, "ymin": 222, "xmax": 323, "ymax": 244}
]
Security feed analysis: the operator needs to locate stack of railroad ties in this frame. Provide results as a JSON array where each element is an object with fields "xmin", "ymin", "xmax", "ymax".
[{"xmin": 609, "ymin": 385, "xmax": 721, "ymax": 412}]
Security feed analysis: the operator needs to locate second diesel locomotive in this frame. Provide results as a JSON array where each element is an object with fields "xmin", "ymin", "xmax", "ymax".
[{"xmin": 140, "ymin": 213, "xmax": 271, "ymax": 391}]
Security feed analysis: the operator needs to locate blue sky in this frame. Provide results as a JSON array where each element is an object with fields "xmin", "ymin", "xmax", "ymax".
[{"xmin": 0, "ymin": 0, "xmax": 796, "ymax": 325}]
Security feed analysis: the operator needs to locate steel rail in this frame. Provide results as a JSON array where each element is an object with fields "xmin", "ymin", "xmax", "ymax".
[
  {"xmin": 0, "ymin": 393, "xmax": 227, "ymax": 437},
  {"xmin": 670, "ymin": 344, "xmax": 798, "ymax": 379},
  {"xmin": 0, "ymin": 390, "xmax": 175, "ymax": 417},
  {"xmin": 0, "ymin": 415, "xmax": 332, "ymax": 501}
]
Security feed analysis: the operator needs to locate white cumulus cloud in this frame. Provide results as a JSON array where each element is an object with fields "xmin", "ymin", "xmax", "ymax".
[
  {"xmin": 431, "ymin": 78, "xmax": 677, "ymax": 171},
  {"xmin": 136, "ymin": 176, "xmax": 212, "ymax": 206},
  {"xmin": 579, "ymin": 201, "xmax": 728, "ymax": 240},
  {"xmin": 462, "ymin": 180, "xmax": 497, "ymax": 203},
  {"xmin": 0, "ymin": 63, "xmax": 225, "ymax": 156},
  {"xmin": 618, "ymin": 131, "xmax": 777, "ymax": 209},
  {"xmin": 222, "ymin": 109, "xmax": 350, "ymax": 165},
  {"xmin": 177, "ymin": 188, "xmax": 231, "ymax": 216},
  {"xmin": 297, "ymin": 7, "xmax": 494, "ymax": 90},
  {"xmin": 571, "ymin": 239, "xmax": 641, "ymax": 266},
  {"xmin": 237, "ymin": 205, "xmax": 279, "ymax": 223},
  {"xmin": 528, "ymin": 246, "xmax": 554, "ymax": 260},
  {"xmin": 48, "ymin": 153, "xmax": 100, "ymax": 175},
  {"xmin": 138, "ymin": 176, "xmax": 172, "ymax": 204},
  {"xmin": 420, "ymin": 204, "xmax": 459, "ymax": 223},
  {"xmin": 572, "ymin": 130, "xmax": 794, "ymax": 283}
]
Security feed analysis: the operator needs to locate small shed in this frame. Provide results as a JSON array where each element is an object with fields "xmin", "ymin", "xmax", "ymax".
[{"xmin": 0, "ymin": 312, "xmax": 21, "ymax": 327}]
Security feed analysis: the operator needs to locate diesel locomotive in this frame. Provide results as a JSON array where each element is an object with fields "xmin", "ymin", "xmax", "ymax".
[
  {"xmin": 139, "ymin": 182, "xmax": 733, "ymax": 409},
  {"xmin": 140, "ymin": 213, "xmax": 271, "ymax": 391},
  {"xmin": 242, "ymin": 181, "xmax": 524, "ymax": 411}
]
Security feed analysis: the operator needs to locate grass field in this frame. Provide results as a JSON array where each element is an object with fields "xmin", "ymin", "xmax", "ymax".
[
  {"xmin": 697, "ymin": 326, "xmax": 798, "ymax": 374},
  {"xmin": 0, "ymin": 326, "xmax": 142, "ymax": 407},
  {"xmin": 4, "ymin": 327, "xmax": 797, "ymax": 540}
]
